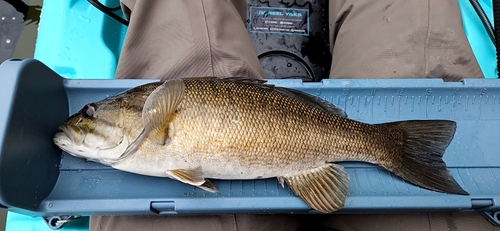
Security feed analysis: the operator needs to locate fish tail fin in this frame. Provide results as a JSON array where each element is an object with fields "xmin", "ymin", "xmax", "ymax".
[{"xmin": 379, "ymin": 120, "xmax": 469, "ymax": 195}]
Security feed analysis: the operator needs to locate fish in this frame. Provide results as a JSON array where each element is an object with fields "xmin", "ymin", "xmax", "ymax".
[{"xmin": 53, "ymin": 77, "xmax": 468, "ymax": 213}]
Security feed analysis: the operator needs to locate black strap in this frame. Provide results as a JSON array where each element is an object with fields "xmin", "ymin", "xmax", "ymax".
[
  {"xmin": 494, "ymin": 0, "xmax": 500, "ymax": 78},
  {"xmin": 469, "ymin": 0, "xmax": 498, "ymax": 78},
  {"xmin": 470, "ymin": 0, "xmax": 495, "ymax": 44},
  {"xmin": 87, "ymin": 0, "xmax": 129, "ymax": 26}
]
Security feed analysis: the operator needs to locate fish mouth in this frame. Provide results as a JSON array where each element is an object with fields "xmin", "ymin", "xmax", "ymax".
[
  {"xmin": 57, "ymin": 124, "xmax": 86, "ymax": 145},
  {"xmin": 53, "ymin": 131, "xmax": 72, "ymax": 150}
]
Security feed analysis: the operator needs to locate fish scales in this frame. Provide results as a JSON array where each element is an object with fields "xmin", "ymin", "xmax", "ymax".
[
  {"xmin": 53, "ymin": 78, "xmax": 468, "ymax": 213},
  {"xmin": 165, "ymin": 79, "xmax": 380, "ymax": 173}
]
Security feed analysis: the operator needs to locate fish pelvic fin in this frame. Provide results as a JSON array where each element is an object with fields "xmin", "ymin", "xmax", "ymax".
[
  {"xmin": 167, "ymin": 168, "xmax": 205, "ymax": 185},
  {"xmin": 379, "ymin": 120, "xmax": 469, "ymax": 195},
  {"xmin": 282, "ymin": 163, "xmax": 349, "ymax": 213},
  {"xmin": 142, "ymin": 78, "xmax": 185, "ymax": 145},
  {"xmin": 166, "ymin": 168, "xmax": 219, "ymax": 193},
  {"xmin": 198, "ymin": 180, "xmax": 219, "ymax": 193}
]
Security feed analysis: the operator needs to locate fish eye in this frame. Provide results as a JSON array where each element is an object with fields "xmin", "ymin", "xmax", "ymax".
[{"xmin": 83, "ymin": 104, "xmax": 96, "ymax": 117}]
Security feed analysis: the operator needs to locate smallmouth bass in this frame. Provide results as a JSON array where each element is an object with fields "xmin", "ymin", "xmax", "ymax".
[{"xmin": 53, "ymin": 78, "xmax": 468, "ymax": 213}]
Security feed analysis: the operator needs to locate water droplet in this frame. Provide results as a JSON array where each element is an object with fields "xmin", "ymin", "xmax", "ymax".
[
  {"xmin": 79, "ymin": 15, "xmax": 90, "ymax": 23},
  {"xmin": 286, "ymin": 63, "xmax": 292, "ymax": 67},
  {"xmin": 6, "ymin": 39, "xmax": 11, "ymax": 44},
  {"xmin": 12, "ymin": 17, "xmax": 16, "ymax": 20},
  {"xmin": 1, "ymin": 17, "xmax": 4, "ymax": 20},
  {"xmin": 48, "ymin": 203, "xmax": 53, "ymax": 208}
]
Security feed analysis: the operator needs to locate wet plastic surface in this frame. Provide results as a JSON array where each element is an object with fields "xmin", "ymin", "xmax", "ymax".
[{"xmin": 1, "ymin": 59, "xmax": 499, "ymax": 218}]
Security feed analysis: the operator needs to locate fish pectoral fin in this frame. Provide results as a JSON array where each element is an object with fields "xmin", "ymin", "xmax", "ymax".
[
  {"xmin": 282, "ymin": 163, "xmax": 349, "ymax": 213},
  {"xmin": 142, "ymin": 79, "xmax": 185, "ymax": 145},
  {"xmin": 167, "ymin": 168, "xmax": 206, "ymax": 186}
]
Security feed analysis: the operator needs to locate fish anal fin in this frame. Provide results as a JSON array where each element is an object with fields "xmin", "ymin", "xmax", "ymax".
[
  {"xmin": 142, "ymin": 79, "xmax": 185, "ymax": 145},
  {"xmin": 282, "ymin": 163, "xmax": 349, "ymax": 213}
]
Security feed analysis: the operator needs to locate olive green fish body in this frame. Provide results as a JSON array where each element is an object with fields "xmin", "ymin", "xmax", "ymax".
[
  {"xmin": 54, "ymin": 78, "xmax": 468, "ymax": 213},
  {"xmin": 117, "ymin": 79, "xmax": 386, "ymax": 177}
]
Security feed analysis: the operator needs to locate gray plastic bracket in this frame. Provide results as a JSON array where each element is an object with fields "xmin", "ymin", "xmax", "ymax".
[
  {"xmin": 471, "ymin": 198, "xmax": 499, "ymax": 225},
  {"xmin": 43, "ymin": 215, "xmax": 81, "ymax": 230},
  {"xmin": 482, "ymin": 211, "xmax": 500, "ymax": 226}
]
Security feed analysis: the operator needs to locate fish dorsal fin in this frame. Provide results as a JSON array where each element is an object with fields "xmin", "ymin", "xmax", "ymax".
[
  {"xmin": 166, "ymin": 168, "xmax": 219, "ymax": 193},
  {"xmin": 220, "ymin": 77, "xmax": 268, "ymax": 85},
  {"xmin": 275, "ymin": 88, "xmax": 347, "ymax": 117},
  {"xmin": 200, "ymin": 77, "xmax": 346, "ymax": 117},
  {"xmin": 142, "ymin": 78, "xmax": 186, "ymax": 145},
  {"xmin": 184, "ymin": 77, "xmax": 268, "ymax": 85},
  {"xmin": 223, "ymin": 78, "xmax": 346, "ymax": 117},
  {"xmin": 282, "ymin": 163, "xmax": 350, "ymax": 213}
]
